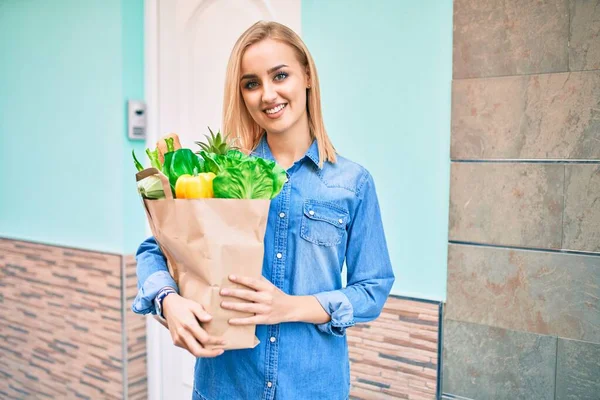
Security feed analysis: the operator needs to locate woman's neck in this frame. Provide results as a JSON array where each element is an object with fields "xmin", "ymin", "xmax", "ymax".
[{"xmin": 265, "ymin": 115, "xmax": 312, "ymax": 170}]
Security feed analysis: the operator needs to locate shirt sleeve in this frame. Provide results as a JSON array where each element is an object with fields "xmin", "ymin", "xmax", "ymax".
[
  {"xmin": 313, "ymin": 171, "xmax": 395, "ymax": 336},
  {"xmin": 131, "ymin": 236, "xmax": 179, "ymax": 315}
]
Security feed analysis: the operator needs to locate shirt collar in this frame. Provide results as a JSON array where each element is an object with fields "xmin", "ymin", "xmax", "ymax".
[
  {"xmin": 305, "ymin": 139, "xmax": 321, "ymax": 168},
  {"xmin": 253, "ymin": 134, "xmax": 321, "ymax": 169}
]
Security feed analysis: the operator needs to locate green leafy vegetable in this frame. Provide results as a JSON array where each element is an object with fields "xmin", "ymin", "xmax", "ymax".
[
  {"xmin": 133, "ymin": 127, "xmax": 287, "ymax": 199},
  {"xmin": 198, "ymin": 151, "xmax": 223, "ymax": 175},
  {"xmin": 212, "ymin": 156, "xmax": 287, "ymax": 199},
  {"xmin": 225, "ymin": 149, "xmax": 251, "ymax": 163},
  {"xmin": 165, "ymin": 137, "xmax": 175, "ymax": 153},
  {"xmin": 260, "ymin": 158, "xmax": 287, "ymax": 197},
  {"xmin": 146, "ymin": 148, "xmax": 162, "ymax": 171},
  {"xmin": 132, "ymin": 150, "xmax": 144, "ymax": 172},
  {"xmin": 132, "ymin": 147, "xmax": 162, "ymax": 171},
  {"xmin": 198, "ymin": 149, "xmax": 250, "ymax": 175},
  {"xmin": 162, "ymin": 149, "xmax": 204, "ymax": 194}
]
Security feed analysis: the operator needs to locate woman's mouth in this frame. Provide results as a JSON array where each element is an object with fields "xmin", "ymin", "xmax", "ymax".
[{"xmin": 264, "ymin": 103, "xmax": 287, "ymax": 119}]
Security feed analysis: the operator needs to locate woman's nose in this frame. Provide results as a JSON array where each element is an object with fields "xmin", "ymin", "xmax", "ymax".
[{"xmin": 261, "ymin": 83, "xmax": 277, "ymax": 103}]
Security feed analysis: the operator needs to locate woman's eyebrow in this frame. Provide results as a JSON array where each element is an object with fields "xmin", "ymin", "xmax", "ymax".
[
  {"xmin": 240, "ymin": 64, "xmax": 288, "ymax": 81},
  {"xmin": 267, "ymin": 64, "xmax": 288, "ymax": 74}
]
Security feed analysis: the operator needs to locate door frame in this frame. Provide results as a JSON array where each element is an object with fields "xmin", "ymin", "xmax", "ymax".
[
  {"xmin": 142, "ymin": 2, "xmax": 301, "ymax": 398},
  {"xmin": 144, "ymin": 1, "xmax": 162, "ymax": 399}
]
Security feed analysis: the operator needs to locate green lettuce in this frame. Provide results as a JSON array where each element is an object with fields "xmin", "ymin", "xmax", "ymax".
[
  {"xmin": 212, "ymin": 155, "xmax": 287, "ymax": 199},
  {"xmin": 257, "ymin": 157, "xmax": 287, "ymax": 198},
  {"xmin": 199, "ymin": 149, "xmax": 250, "ymax": 175}
]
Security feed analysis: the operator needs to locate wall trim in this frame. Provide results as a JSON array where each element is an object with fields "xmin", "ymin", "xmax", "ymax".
[
  {"xmin": 449, "ymin": 240, "xmax": 600, "ymax": 257},
  {"xmin": 389, "ymin": 293, "xmax": 444, "ymax": 305},
  {"xmin": 120, "ymin": 255, "xmax": 128, "ymax": 399},
  {"xmin": 0, "ymin": 235, "xmax": 124, "ymax": 256},
  {"xmin": 452, "ymin": 159, "xmax": 600, "ymax": 164},
  {"xmin": 441, "ymin": 394, "xmax": 475, "ymax": 400}
]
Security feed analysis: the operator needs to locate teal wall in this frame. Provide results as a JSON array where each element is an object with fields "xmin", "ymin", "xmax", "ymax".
[
  {"xmin": 120, "ymin": 0, "xmax": 148, "ymax": 254},
  {"xmin": 0, "ymin": 0, "xmax": 146, "ymax": 254},
  {"xmin": 0, "ymin": 0, "xmax": 452, "ymax": 298},
  {"xmin": 302, "ymin": 0, "xmax": 453, "ymax": 301}
]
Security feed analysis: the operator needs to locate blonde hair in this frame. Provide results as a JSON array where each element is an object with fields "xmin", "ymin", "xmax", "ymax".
[{"xmin": 222, "ymin": 20, "xmax": 337, "ymax": 167}]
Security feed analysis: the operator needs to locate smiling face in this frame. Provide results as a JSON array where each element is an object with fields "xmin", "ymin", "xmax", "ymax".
[{"xmin": 239, "ymin": 38, "xmax": 310, "ymax": 136}]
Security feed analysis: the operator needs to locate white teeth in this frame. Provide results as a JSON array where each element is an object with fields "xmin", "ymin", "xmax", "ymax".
[{"xmin": 266, "ymin": 104, "xmax": 286, "ymax": 114}]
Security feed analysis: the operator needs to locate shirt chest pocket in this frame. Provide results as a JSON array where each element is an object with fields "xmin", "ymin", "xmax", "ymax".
[{"xmin": 300, "ymin": 200, "xmax": 349, "ymax": 246}]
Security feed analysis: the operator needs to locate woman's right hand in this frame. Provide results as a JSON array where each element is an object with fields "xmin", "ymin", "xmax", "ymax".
[{"xmin": 162, "ymin": 293, "xmax": 226, "ymax": 358}]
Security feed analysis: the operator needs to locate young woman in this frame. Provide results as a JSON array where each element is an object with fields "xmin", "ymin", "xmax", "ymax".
[{"xmin": 132, "ymin": 21, "xmax": 395, "ymax": 400}]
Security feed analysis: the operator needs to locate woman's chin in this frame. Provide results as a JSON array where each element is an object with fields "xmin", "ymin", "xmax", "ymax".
[{"xmin": 262, "ymin": 117, "xmax": 290, "ymax": 135}]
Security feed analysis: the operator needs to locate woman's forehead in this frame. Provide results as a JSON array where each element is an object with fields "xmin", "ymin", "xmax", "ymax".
[{"xmin": 241, "ymin": 39, "xmax": 299, "ymax": 73}]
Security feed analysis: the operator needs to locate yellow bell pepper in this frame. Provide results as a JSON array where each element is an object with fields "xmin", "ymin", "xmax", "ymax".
[{"xmin": 175, "ymin": 173, "xmax": 216, "ymax": 199}]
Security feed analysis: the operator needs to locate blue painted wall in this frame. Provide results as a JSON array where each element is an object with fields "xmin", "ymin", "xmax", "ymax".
[
  {"xmin": 302, "ymin": 0, "xmax": 453, "ymax": 301},
  {"xmin": 120, "ymin": 0, "xmax": 148, "ymax": 254},
  {"xmin": 0, "ymin": 0, "xmax": 146, "ymax": 254},
  {"xmin": 0, "ymin": 0, "xmax": 452, "ymax": 300}
]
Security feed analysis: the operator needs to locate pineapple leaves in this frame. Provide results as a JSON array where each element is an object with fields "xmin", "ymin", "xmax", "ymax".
[{"xmin": 194, "ymin": 127, "xmax": 238, "ymax": 155}]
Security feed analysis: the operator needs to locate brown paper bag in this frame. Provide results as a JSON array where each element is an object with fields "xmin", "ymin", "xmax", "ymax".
[{"xmin": 136, "ymin": 168, "xmax": 269, "ymax": 350}]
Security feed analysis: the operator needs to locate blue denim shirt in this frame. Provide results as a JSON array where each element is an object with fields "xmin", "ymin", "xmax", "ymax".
[{"xmin": 132, "ymin": 135, "xmax": 395, "ymax": 400}]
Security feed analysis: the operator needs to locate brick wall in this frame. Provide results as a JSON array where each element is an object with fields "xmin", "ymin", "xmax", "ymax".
[
  {"xmin": 0, "ymin": 238, "xmax": 146, "ymax": 399},
  {"xmin": 125, "ymin": 255, "xmax": 148, "ymax": 400},
  {"xmin": 1, "ymin": 237, "xmax": 441, "ymax": 399},
  {"xmin": 349, "ymin": 297, "xmax": 440, "ymax": 400}
]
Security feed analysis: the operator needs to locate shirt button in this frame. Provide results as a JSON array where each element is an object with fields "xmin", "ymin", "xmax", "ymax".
[
  {"xmin": 279, "ymin": 212, "xmax": 285, "ymax": 218},
  {"xmin": 338, "ymin": 218, "xmax": 343, "ymax": 224},
  {"xmin": 309, "ymin": 210, "xmax": 315, "ymax": 216},
  {"xmin": 276, "ymin": 253, "xmax": 282, "ymax": 259},
  {"xmin": 270, "ymin": 336, "xmax": 276, "ymax": 343},
  {"xmin": 267, "ymin": 382, "xmax": 273, "ymax": 388}
]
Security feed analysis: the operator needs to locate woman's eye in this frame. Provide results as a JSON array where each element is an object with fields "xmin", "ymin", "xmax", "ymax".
[
  {"xmin": 245, "ymin": 81, "xmax": 258, "ymax": 90},
  {"xmin": 274, "ymin": 72, "xmax": 288, "ymax": 81}
]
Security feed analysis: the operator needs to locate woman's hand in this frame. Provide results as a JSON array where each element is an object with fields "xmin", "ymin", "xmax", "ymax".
[
  {"xmin": 220, "ymin": 275, "xmax": 293, "ymax": 325},
  {"xmin": 162, "ymin": 293, "xmax": 227, "ymax": 358}
]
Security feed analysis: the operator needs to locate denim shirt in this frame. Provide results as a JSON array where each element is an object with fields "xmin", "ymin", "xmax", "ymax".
[{"xmin": 132, "ymin": 135, "xmax": 395, "ymax": 400}]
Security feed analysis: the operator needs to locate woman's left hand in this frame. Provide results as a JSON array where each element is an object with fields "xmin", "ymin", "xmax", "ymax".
[{"xmin": 220, "ymin": 275, "xmax": 293, "ymax": 325}]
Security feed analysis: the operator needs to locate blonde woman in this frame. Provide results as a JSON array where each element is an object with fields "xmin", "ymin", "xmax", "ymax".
[{"xmin": 133, "ymin": 21, "xmax": 395, "ymax": 400}]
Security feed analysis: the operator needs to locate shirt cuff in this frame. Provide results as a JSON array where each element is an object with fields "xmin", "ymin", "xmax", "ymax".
[
  {"xmin": 312, "ymin": 290, "xmax": 355, "ymax": 337},
  {"xmin": 131, "ymin": 270, "xmax": 179, "ymax": 315}
]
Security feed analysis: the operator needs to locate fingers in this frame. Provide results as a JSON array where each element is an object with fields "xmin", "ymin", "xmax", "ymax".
[
  {"xmin": 178, "ymin": 332, "xmax": 225, "ymax": 358},
  {"xmin": 190, "ymin": 302, "xmax": 214, "ymax": 323},
  {"xmin": 220, "ymin": 288, "xmax": 267, "ymax": 303},
  {"xmin": 189, "ymin": 304, "xmax": 227, "ymax": 346},
  {"xmin": 171, "ymin": 317, "xmax": 224, "ymax": 345},
  {"xmin": 166, "ymin": 300, "xmax": 227, "ymax": 356},
  {"xmin": 228, "ymin": 274, "xmax": 266, "ymax": 291},
  {"xmin": 171, "ymin": 320, "xmax": 226, "ymax": 357},
  {"xmin": 187, "ymin": 321, "xmax": 227, "ymax": 346},
  {"xmin": 221, "ymin": 301, "xmax": 269, "ymax": 314}
]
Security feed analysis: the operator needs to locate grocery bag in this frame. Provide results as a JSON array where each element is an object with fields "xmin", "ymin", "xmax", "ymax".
[{"xmin": 136, "ymin": 168, "xmax": 269, "ymax": 350}]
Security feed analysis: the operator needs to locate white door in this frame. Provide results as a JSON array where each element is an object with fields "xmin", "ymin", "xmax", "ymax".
[{"xmin": 144, "ymin": 1, "xmax": 301, "ymax": 399}]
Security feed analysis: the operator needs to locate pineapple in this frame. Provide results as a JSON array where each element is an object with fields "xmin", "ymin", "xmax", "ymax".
[{"xmin": 195, "ymin": 127, "xmax": 238, "ymax": 155}]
